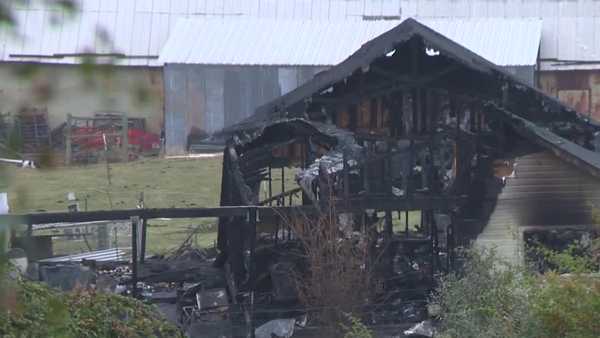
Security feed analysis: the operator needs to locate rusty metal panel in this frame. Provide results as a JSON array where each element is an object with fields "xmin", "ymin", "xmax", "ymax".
[
  {"xmin": 539, "ymin": 70, "xmax": 600, "ymax": 120},
  {"xmin": 558, "ymin": 89, "xmax": 590, "ymax": 115}
]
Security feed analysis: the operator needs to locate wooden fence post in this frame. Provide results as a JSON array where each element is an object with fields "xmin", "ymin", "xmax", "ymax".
[{"xmin": 131, "ymin": 216, "xmax": 140, "ymax": 297}]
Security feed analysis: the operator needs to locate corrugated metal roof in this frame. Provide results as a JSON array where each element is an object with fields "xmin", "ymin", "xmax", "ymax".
[
  {"xmin": 159, "ymin": 17, "xmax": 542, "ymax": 66},
  {"xmin": 423, "ymin": 18, "xmax": 542, "ymax": 68},
  {"xmin": 0, "ymin": 0, "xmax": 402, "ymax": 66},
  {"xmin": 2, "ymin": 1, "xmax": 598, "ymax": 69},
  {"xmin": 396, "ymin": 0, "xmax": 600, "ymax": 71}
]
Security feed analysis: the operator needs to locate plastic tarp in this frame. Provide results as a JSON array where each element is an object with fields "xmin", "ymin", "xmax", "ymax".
[{"xmin": 255, "ymin": 318, "xmax": 296, "ymax": 338}]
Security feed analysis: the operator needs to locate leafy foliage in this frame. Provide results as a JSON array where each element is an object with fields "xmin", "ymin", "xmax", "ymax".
[
  {"xmin": 531, "ymin": 240, "xmax": 597, "ymax": 273},
  {"xmin": 434, "ymin": 248, "xmax": 600, "ymax": 338},
  {"xmin": 433, "ymin": 249, "xmax": 534, "ymax": 338},
  {"xmin": 341, "ymin": 314, "xmax": 373, "ymax": 338},
  {"xmin": 529, "ymin": 273, "xmax": 600, "ymax": 338},
  {"xmin": 0, "ymin": 279, "xmax": 183, "ymax": 338}
]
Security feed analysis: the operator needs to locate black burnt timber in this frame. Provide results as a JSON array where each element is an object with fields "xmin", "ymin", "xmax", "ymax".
[
  {"xmin": 521, "ymin": 224, "xmax": 595, "ymax": 232},
  {"xmin": 258, "ymin": 187, "xmax": 303, "ymax": 206},
  {"xmin": 0, "ymin": 207, "xmax": 249, "ymax": 226},
  {"xmin": 131, "ymin": 216, "xmax": 139, "ymax": 298},
  {"xmin": 244, "ymin": 175, "xmax": 269, "ymax": 187},
  {"xmin": 248, "ymin": 207, "xmax": 257, "ymax": 337},
  {"xmin": 311, "ymin": 64, "xmax": 460, "ymax": 109},
  {"xmin": 140, "ymin": 217, "xmax": 147, "ymax": 263},
  {"xmin": 369, "ymin": 63, "xmax": 461, "ymax": 90},
  {"xmin": 333, "ymin": 195, "xmax": 465, "ymax": 213},
  {"xmin": 227, "ymin": 144, "xmax": 256, "ymax": 205},
  {"xmin": 485, "ymin": 102, "xmax": 600, "ymax": 179},
  {"xmin": 1, "ymin": 197, "xmax": 463, "ymax": 227}
]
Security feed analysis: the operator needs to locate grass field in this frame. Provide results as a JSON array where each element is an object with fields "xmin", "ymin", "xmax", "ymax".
[
  {"xmin": 2, "ymin": 155, "xmax": 299, "ymax": 255},
  {"xmin": 2, "ymin": 156, "xmax": 224, "ymax": 255},
  {"xmin": 5, "ymin": 156, "xmax": 223, "ymax": 213}
]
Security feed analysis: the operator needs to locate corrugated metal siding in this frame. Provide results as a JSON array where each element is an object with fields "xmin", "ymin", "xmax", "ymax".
[
  {"xmin": 159, "ymin": 17, "xmax": 541, "ymax": 66},
  {"xmin": 164, "ymin": 64, "xmax": 325, "ymax": 154}
]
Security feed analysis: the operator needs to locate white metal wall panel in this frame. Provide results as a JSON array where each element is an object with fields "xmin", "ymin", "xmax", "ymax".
[
  {"xmin": 40, "ymin": 13, "xmax": 61, "ymax": 58},
  {"xmin": 345, "ymin": 0, "xmax": 365, "ymax": 19},
  {"xmin": 416, "ymin": 0, "xmax": 437, "ymax": 17},
  {"xmin": 400, "ymin": 0, "xmax": 418, "ymax": 17},
  {"xmin": 22, "ymin": 10, "xmax": 45, "ymax": 56},
  {"xmin": 112, "ymin": 8, "xmax": 134, "ymax": 56},
  {"xmin": 470, "ymin": 0, "xmax": 490, "ymax": 17},
  {"xmin": 559, "ymin": 0, "xmax": 578, "ymax": 17},
  {"xmin": 504, "ymin": 0, "xmax": 522, "ymax": 18},
  {"xmin": 575, "ymin": 17, "xmax": 596, "ymax": 61},
  {"xmin": 154, "ymin": 0, "xmax": 172, "ymax": 13},
  {"xmin": 576, "ymin": 0, "xmax": 595, "ymax": 18},
  {"xmin": 557, "ymin": 17, "xmax": 577, "ymax": 62},
  {"xmin": 99, "ymin": 0, "xmax": 119, "ymax": 13},
  {"xmin": 590, "ymin": 1, "xmax": 600, "ymax": 17},
  {"xmin": 135, "ymin": 0, "xmax": 155, "ymax": 14},
  {"xmin": 130, "ymin": 13, "xmax": 152, "ymax": 57},
  {"xmin": 539, "ymin": 16, "xmax": 558, "ymax": 63},
  {"xmin": 594, "ymin": 18, "xmax": 600, "ymax": 64},
  {"xmin": 520, "ymin": 0, "xmax": 540, "ymax": 17},
  {"xmin": 116, "ymin": 0, "xmax": 136, "ymax": 15},
  {"xmin": 488, "ymin": 0, "xmax": 506, "ymax": 18},
  {"xmin": 75, "ymin": 12, "xmax": 96, "ymax": 52},
  {"xmin": 96, "ymin": 12, "xmax": 117, "ymax": 53},
  {"xmin": 81, "ymin": 0, "xmax": 101, "ymax": 12},
  {"xmin": 149, "ymin": 14, "xmax": 171, "ymax": 57}
]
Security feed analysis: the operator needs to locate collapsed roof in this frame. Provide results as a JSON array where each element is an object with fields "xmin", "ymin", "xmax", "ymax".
[{"xmin": 224, "ymin": 18, "xmax": 600, "ymax": 178}]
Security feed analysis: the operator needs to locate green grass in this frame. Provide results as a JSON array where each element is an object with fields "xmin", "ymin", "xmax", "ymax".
[
  {"xmin": 5, "ymin": 157, "xmax": 223, "ymax": 212},
  {"xmin": 2, "ymin": 157, "xmax": 223, "ymax": 255}
]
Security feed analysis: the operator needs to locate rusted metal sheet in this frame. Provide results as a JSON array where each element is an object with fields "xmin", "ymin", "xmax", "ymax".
[
  {"xmin": 539, "ymin": 70, "xmax": 600, "ymax": 120},
  {"xmin": 558, "ymin": 90, "xmax": 590, "ymax": 115}
]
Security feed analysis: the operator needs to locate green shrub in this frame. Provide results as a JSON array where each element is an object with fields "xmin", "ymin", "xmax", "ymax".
[
  {"xmin": 341, "ymin": 314, "xmax": 373, "ymax": 338},
  {"xmin": 529, "ymin": 273, "xmax": 600, "ymax": 338},
  {"xmin": 0, "ymin": 278, "xmax": 183, "ymax": 338},
  {"xmin": 434, "ymin": 248, "xmax": 600, "ymax": 338},
  {"xmin": 433, "ymin": 249, "xmax": 534, "ymax": 338}
]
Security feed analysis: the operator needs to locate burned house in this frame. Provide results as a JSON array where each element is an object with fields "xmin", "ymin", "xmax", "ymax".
[{"xmin": 215, "ymin": 18, "xmax": 600, "ymax": 329}]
